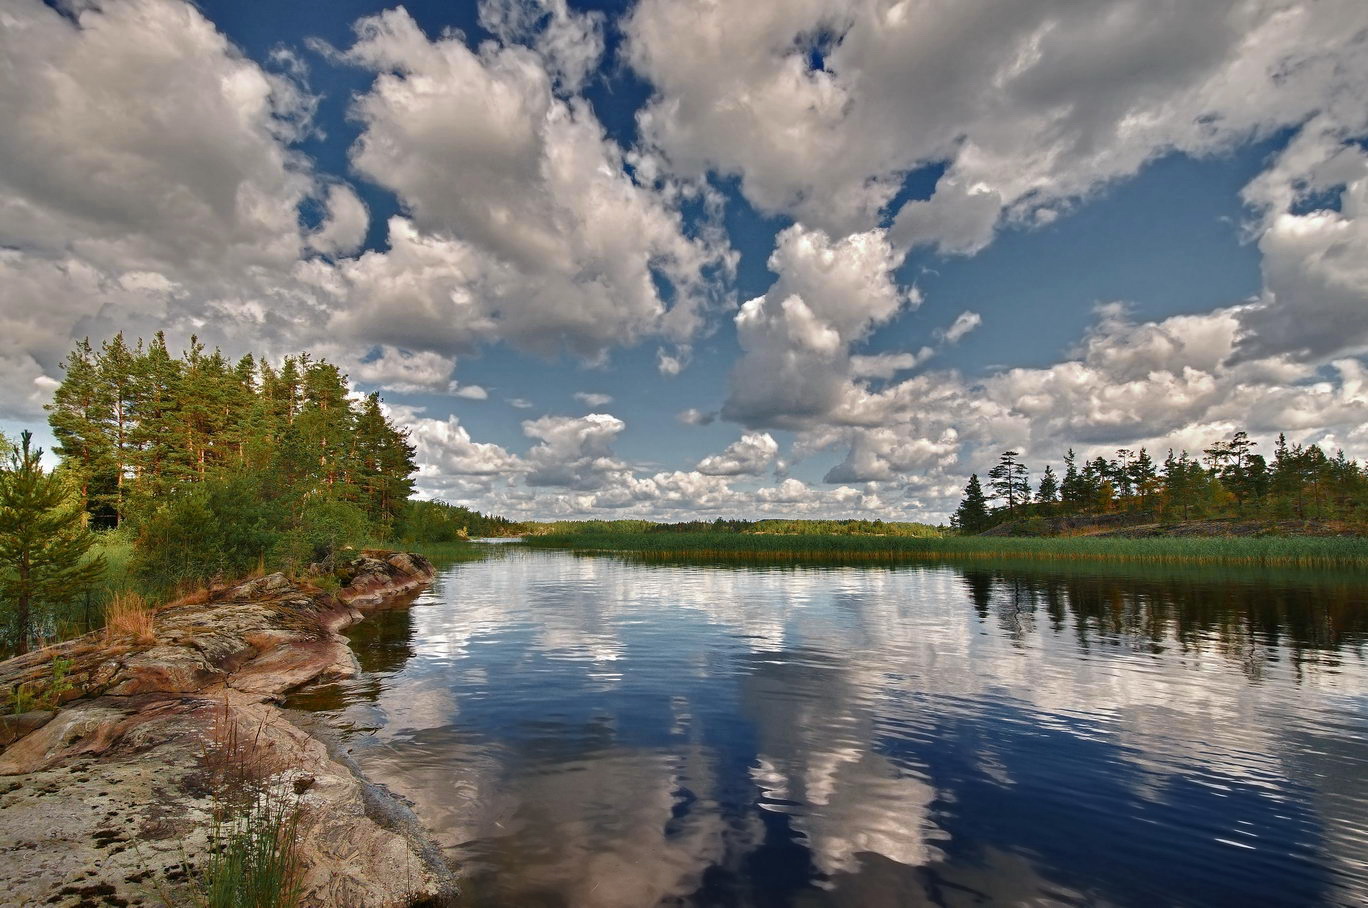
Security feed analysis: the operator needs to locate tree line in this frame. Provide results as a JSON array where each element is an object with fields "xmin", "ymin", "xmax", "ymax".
[
  {"xmin": 47, "ymin": 333, "xmax": 415, "ymax": 531},
  {"xmin": 1, "ymin": 335, "xmax": 423, "ymax": 654},
  {"xmin": 953, "ymin": 431, "xmax": 1368, "ymax": 533}
]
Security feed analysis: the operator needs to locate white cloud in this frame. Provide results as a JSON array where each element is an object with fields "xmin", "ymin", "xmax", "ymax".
[
  {"xmin": 0, "ymin": 0, "xmax": 341, "ymax": 415},
  {"xmin": 327, "ymin": 7, "xmax": 729, "ymax": 362},
  {"xmin": 850, "ymin": 350, "xmax": 933, "ymax": 380},
  {"xmin": 696, "ymin": 433, "xmax": 779, "ymax": 477},
  {"xmin": 626, "ymin": 0, "xmax": 1368, "ymax": 251},
  {"xmin": 722, "ymin": 224, "xmax": 912, "ymax": 428},
  {"xmin": 1236, "ymin": 128, "xmax": 1368, "ymax": 362},
  {"xmin": 477, "ymin": 0, "xmax": 606, "ymax": 92},
  {"xmin": 938, "ymin": 311, "xmax": 982, "ymax": 345},
  {"xmin": 352, "ymin": 346, "xmax": 457, "ymax": 393},
  {"xmin": 574, "ymin": 392, "xmax": 614, "ymax": 407},
  {"xmin": 522, "ymin": 413, "xmax": 628, "ymax": 490},
  {"xmin": 308, "ymin": 183, "xmax": 369, "ymax": 257},
  {"xmin": 410, "ymin": 416, "xmax": 522, "ymax": 478}
]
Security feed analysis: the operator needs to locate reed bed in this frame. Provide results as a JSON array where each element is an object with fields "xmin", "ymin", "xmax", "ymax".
[{"xmin": 520, "ymin": 530, "xmax": 1368, "ymax": 569}]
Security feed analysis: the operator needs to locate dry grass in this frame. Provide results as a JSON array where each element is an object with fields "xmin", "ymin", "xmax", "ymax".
[
  {"xmin": 104, "ymin": 591, "xmax": 156, "ymax": 645},
  {"xmin": 167, "ymin": 586, "xmax": 213, "ymax": 608}
]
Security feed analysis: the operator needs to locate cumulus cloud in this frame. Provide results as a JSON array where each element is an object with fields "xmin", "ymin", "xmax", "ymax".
[
  {"xmin": 696, "ymin": 433, "xmax": 779, "ymax": 477},
  {"xmin": 308, "ymin": 184, "xmax": 369, "ymax": 257},
  {"xmin": 477, "ymin": 0, "xmax": 605, "ymax": 92},
  {"xmin": 788, "ymin": 303, "xmax": 1368, "ymax": 512},
  {"xmin": 0, "ymin": 0, "xmax": 341, "ymax": 414},
  {"xmin": 352, "ymin": 346, "xmax": 457, "ymax": 393},
  {"xmin": 410, "ymin": 415, "xmax": 523, "ymax": 478},
  {"xmin": 6, "ymin": 0, "xmax": 1368, "ymax": 526},
  {"xmin": 849, "ymin": 350, "xmax": 934, "ymax": 380},
  {"xmin": 723, "ymin": 224, "xmax": 912, "ymax": 428},
  {"xmin": 626, "ymin": 0, "xmax": 1368, "ymax": 250},
  {"xmin": 1235, "ymin": 123, "xmax": 1368, "ymax": 362},
  {"xmin": 326, "ymin": 7, "xmax": 729, "ymax": 362},
  {"xmin": 523, "ymin": 413, "xmax": 628, "ymax": 489}
]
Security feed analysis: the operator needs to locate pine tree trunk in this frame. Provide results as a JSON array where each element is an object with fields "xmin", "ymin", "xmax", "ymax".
[
  {"xmin": 14, "ymin": 557, "xmax": 31, "ymax": 657},
  {"xmin": 115, "ymin": 398, "xmax": 125, "ymax": 527}
]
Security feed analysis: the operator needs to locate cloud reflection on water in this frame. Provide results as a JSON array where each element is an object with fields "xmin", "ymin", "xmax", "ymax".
[{"xmin": 292, "ymin": 550, "xmax": 1368, "ymax": 906}]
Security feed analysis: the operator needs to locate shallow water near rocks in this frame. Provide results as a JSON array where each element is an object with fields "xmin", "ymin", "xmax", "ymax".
[{"xmin": 289, "ymin": 547, "xmax": 1368, "ymax": 907}]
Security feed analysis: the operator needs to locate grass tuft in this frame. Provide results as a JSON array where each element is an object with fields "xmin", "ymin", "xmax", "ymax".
[
  {"xmin": 104, "ymin": 591, "xmax": 155, "ymax": 644},
  {"xmin": 186, "ymin": 705, "xmax": 305, "ymax": 908}
]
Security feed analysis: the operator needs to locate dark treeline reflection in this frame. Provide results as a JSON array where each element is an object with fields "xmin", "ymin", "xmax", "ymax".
[{"xmin": 958, "ymin": 566, "xmax": 1367, "ymax": 678}]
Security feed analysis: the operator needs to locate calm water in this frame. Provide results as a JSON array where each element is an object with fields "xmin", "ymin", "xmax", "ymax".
[{"xmin": 290, "ymin": 547, "xmax": 1368, "ymax": 907}]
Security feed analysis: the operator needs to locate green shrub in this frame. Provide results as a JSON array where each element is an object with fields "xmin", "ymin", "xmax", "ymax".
[
  {"xmin": 131, "ymin": 475, "xmax": 280, "ymax": 591},
  {"xmin": 274, "ymin": 496, "xmax": 371, "ymax": 571}
]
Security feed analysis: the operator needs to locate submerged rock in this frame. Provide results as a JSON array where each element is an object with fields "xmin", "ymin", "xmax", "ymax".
[{"xmin": 0, "ymin": 552, "xmax": 454, "ymax": 908}]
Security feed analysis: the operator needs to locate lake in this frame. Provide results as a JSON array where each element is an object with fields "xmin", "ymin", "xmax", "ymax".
[{"xmin": 290, "ymin": 546, "xmax": 1368, "ymax": 907}]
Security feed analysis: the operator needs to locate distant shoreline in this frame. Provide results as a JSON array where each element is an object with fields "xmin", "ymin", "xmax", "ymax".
[{"xmin": 519, "ymin": 527, "xmax": 1368, "ymax": 569}]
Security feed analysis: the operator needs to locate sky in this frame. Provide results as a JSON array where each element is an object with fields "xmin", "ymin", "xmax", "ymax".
[{"xmin": 2, "ymin": 0, "xmax": 1367, "ymax": 523}]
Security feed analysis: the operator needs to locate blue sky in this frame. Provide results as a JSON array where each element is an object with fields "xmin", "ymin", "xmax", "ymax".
[{"xmin": 2, "ymin": 0, "xmax": 1366, "ymax": 520}]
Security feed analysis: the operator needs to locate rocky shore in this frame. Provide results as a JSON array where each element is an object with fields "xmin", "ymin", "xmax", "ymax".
[{"xmin": 0, "ymin": 552, "xmax": 456, "ymax": 908}]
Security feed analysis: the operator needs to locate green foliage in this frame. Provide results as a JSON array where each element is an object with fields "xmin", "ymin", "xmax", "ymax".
[
  {"xmin": 189, "ymin": 713, "xmax": 304, "ymax": 908},
  {"xmin": 987, "ymin": 450, "xmax": 1031, "ymax": 511},
  {"xmin": 36, "ymin": 336, "xmax": 422, "ymax": 605},
  {"xmin": 194, "ymin": 793, "xmax": 303, "ymax": 908},
  {"xmin": 396, "ymin": 499, "xmax": 525, "ymax": 542},
  {"xmin": 0, "ymin": 431, "xmax": 106, "ymax": 654},
  {"xmin": 45, "ymin": 335, "xmax": 416, "ymax": 531},
  {"xmin": 953, "ymin": 474, "xmax": 991, "ymax": 533},
  {"xmin": 4, "ymin": 656, "xmax": 75, "ymax": 714},
  {"xmin": 275, "ymin": 496, "xmax": 371, "ymax": 570},
  {"xmin": 8, "ymin": 683, "xmax": 35, "ymax": 715},
  {"xmin": 130, "ymin": 475, "xmax": 280, "ymax": 592}
]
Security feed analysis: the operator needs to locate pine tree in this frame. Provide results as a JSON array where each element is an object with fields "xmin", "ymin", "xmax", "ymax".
[
  {"xmin": 0, "ymin": 432, "xmax": 105, "ymax": 655},
  {"xmin": 129, "ymin": 332, "xmax": 183, "ymax": 502},
  {"xmin": 46, "ymin": 339, "xmax": 110, "ymax": 512},
  {"xmin": 1112, "ymin": 449, "xmax": 1134, "ymax": 498},
  {"xmin": 46, "ymin": 337, "xmax": 422, "ymax": 538},
  {"xmin": 1130, "ymin": 448, "xmax": 1158, "ymax": 509},
  {"xmin": 987, "ymin": 450, "xmax": 1030, "ymax": 510},
  {"xmin": 99, "ymin": 333, "xmax": 139, "ymax": 524},
  {"xmin": 1036, "ymin": 465, "xmax": 1059, "ymax": 504},
  {"xmin": 297, "ymin": 360, "xmax": 353, "ymax": 488},
  {"xmin": 1060, "ymin": 449, "xmax": 1084, "ymax": 506},
  {"xmin": 954, "ymin": 474, "xmax": 991, "ymax": 533}
]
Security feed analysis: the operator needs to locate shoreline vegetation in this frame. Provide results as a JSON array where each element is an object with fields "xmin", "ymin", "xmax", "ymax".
[{"xmin": 516, "ymin": 523, "xmax": 1368, "ymax": 569}]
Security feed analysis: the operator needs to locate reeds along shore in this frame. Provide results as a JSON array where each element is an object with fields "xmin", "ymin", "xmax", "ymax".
[{"xmin": 519, "ymin": 530, "xmax": 1368, "ymax": 569}]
